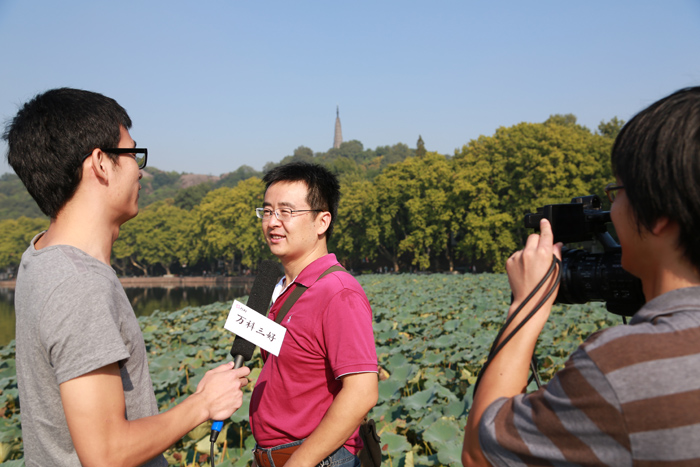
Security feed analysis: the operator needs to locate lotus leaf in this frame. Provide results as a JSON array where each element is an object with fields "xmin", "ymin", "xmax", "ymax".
[
  {"xmin": 403, "ymin": 449, "xmax": 415, "ymax": 467},
  {"xmin": 446, "ymin": 349, "xmax": 470, "ymax": 365},
  {"xmin": 424, "ymin": 351, "xmax": 444, "ymax": 365},
  {"xmin": 413, "ymin": 453, "xmax": 439, "ymax": 466},
  {"xmin": 2, "ymin": 389, "xmax": 18, "ymax": 401},
  {"xmin": 189, "ymin": 320, "xmax": 209, "ymax": 333},
  {"xmin": 371, "ymin": 402, "xmax": 403, "ymax": 423},
  {"xmin": 232, "ymin": 435, "xmax": 256, "ymax": 466},
  {"xmin": 149, "ymin": 355, "xmax": 180, "ymax": 370},
  {"xmin": 440, "ymin": 367, "xmax": 457, "ymax": 383},
  {"xmin": 0, "ymin": 377, "xmax": 16, "ymax": 391},
  {"xmin": 151, "ymin": 369, "xmax": 181, "ymax": 391},
  {"xmin": 381, "ymin": 432, "xmax": 411, "ymax": 455},
  {"xmin": 388, "ymin": 363, "xmax": 416, "ymax": 386},
  {"xmin": 442, "ymin": 320, "xmax": 460, "ymax": 332},
  {"xmin": 374, "ymin": 321, "xmax": 393, "ymax": 333},
  {"xmin": 0, "ymin": 443, "xmax": 16, "ymax": 464},
  {"xmin": 402, "ymin": 387, "xmax": 435, "ymax": 411},
  {"xmin": 435, "ymin": 439, "xmax": 463, "ymax": 466},
  {"xmin": 182, "ymin": 357, "xmax": 203, "ymax": 369},
  {"xmin": 386, "ymin": 352, "xmax": 410, "ymax": 369},
  {"xmin": 141, "ymin": 324, "xmax": 159, "ymax": 333},
  {"xmin": 188, "ymin": 421, "xmax": 210, "ymax": 440},
  {"xmin": 432, "ymin": 383, "xmax": 458, "ymax": 402},
  {"xmin": 442, "ymin": 398, "xmax": 468, "ymax": 418},
  {"xmin": 420, "ymin": 367, "xmax": 447, "ymax": 387},
  {"xmin": 378, "ymin": 378, "xmax": 403, "ymax": 401},
  {"xmin": 0, "ymin": 459, "xmax": 24, "ymax": 466},
  {"xmin": 230, "ymin": 396, "xmax": 250, "ymax": 423},
  {"xmin": 195, "ymin": 434, "xmax": 216, "ymax": 454},
  {"xmin": 422, "ymin": 418, "xmax": 461, "ymax": 444},
  {"xmin": 378, "ymin": 329, "xmax": 400, "ymax": 342},
  {"xmin": 420, "ymin": 410, "xmax": 445, "ymax": 427},
  {"xmin": 374, "ymin": 414, "xmax": 406, "ymax": 435},
  {"xmin": 0, "ymin": 423, "xmax": 20, "ymax": 444}
]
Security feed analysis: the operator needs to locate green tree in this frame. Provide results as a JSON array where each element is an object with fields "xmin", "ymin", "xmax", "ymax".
[
  {"xmin": 215, "ymin": 165, "xmax": 262, "ymax": 189},
  {"xmin": 452, "ymin": 137, "xmax": 518, "ymax": 272},
  {"xmin": 291, "ymin": 146, "xmax": 314, "ymax": 161},
  {"xmin": 452, "ymin": 119, "xmax": 614, "ymax": 271},
  {"xmin": 372, "ymin": 152, "xmax": 452, "ymax": 271},
  {"xmin": 325, "ymin": 140, "xmax": 374, "ymax": 165},
  {"xmin": 332, "ymin": 180, "xmax": 381, "ymax": 270},
  {"xmin": 597, "ymin": 117, "xmax": 625, "ymax": 140},
  {"xmin": 374, "ymin": 143, "xmax": 414, "ymax": 173},
  {"xmin": 138, "ymin": 168, "xmax": 182, "ymax": 207},
  {"xmin": 0, "ymin": 217, "xmax": 49, "ymax": 269},
  {"xmin": 150, "ymin": 169, "xmax": 181, "ymax": 190},
  {"xmin": 416, "ymin": 135, "xmax": 426, "ymax": 158},
  {"xmin": 174, "ymin": 182, "xmax": 213, "ymax": 210},
  {"xmin": 113, "ymin": 201, "xmax": 194, "ymax": 276},
  {"xmin": 193, "ymin": 177, "xmax": 272, "ymax": 273},
  {"xmin": 0, "ymin": 174, "xmax": 45, "ymax": 220},
  {"xmin": 544, "ymin": 113, "xmax": 588, "ymax": 132}
]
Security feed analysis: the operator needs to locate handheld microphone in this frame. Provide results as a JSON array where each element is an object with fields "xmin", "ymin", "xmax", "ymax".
[{"xmin": 210, "ymin": 260, "xmax": 280, "ymax": 441}]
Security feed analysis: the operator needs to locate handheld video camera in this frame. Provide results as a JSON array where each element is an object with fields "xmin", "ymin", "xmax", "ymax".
[{"xmin": 524, "ymin": 195, "xmax": 644, "ymax": 317}]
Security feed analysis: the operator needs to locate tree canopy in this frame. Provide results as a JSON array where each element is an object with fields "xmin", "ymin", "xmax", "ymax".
[{"xmin": 1, "ymin": 115, "xmax": 621, "ymax": 275}]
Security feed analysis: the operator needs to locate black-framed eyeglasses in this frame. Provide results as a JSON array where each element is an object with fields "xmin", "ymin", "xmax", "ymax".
[
  {"xmin": 255, "ymin": 207, "xmax": 322, "ymax": 222},
  {"xmin": 81, "ymin": 148, "xmax": 148, "ymax": 169},
  {"xmin": 604, "ymin": 183, "xmax": 624, "ymax": 203}
]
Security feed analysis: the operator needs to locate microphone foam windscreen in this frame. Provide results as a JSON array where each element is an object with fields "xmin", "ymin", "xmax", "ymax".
[
  {"xmin": 229, "ymin": 260, "xmax": 280, "ymax": 360},
  {"xmin": 245, "ymin": 260, "xmax": 280, "ymax": 317}
]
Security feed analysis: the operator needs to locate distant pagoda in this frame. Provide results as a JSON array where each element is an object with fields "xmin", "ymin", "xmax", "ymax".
[{"xmin": 333, "ymin": 106, "xmax": 343, "ymax": 149}]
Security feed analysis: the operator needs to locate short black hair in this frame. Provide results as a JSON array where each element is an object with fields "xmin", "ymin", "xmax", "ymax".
[
  {"xmin": 611, "ymin": 86, "xmax": 700, "ymax": 271},
  {"xmin": 3, "ymin": 88, "xmax": 132, "ymax": 218},
  {"xmin": 262, "ymin": 161, "xmax": 340, "ymax": 240}
]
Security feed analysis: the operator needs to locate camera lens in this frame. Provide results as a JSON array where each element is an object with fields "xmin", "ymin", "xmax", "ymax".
[{"xmin": 557, "ymin": 249, "xmax": 645, "ymax": 316}]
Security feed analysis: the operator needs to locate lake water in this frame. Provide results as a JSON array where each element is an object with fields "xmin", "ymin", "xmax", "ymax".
[{"xmin": 0, "ymin": 284, "xmax": 254, "ymax": 347}]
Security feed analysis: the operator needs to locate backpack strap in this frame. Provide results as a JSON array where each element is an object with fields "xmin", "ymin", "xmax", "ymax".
[{"xmin": 274, "ymin": 265, "xmax": 346, "ymax": 324}]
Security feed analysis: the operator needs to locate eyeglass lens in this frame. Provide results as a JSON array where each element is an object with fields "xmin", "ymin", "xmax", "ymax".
[{"xmin": 134, "ymin": 154, "xmax": 146, "ymax": 169}]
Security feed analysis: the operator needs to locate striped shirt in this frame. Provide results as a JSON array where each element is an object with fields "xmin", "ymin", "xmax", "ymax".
[{"xmin": 479, "ymin": 286, "xmax": 700, "ymax": 466}]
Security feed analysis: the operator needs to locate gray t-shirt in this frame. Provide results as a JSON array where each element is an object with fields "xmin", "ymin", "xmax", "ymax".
[{"xmin": 14, "ymin": 234, "xmax": 166, "ymax": 466}]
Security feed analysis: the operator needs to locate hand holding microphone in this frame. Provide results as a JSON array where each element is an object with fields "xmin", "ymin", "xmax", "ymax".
[
  {"xmin": 196, "ymin": 361, "xmax": 251, "ymax": 423},
  {"xmin": 210, "ymin": 260, "xmax": 280, "ymax": 441}
]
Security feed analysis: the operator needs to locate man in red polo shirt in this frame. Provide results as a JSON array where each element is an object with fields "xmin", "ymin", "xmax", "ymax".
[{"xmin": 249, "ymin": 162, "xmax": 378, "ymax": 467}]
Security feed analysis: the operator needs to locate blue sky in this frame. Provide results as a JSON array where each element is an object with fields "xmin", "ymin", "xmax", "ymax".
[{"xmin": 1, "ymin": 1, "xmax": 699, "ymax": 176}]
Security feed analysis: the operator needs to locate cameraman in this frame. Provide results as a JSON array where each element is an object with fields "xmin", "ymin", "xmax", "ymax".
[{"xmin": 462, "ymin": 87, "xmax": 700, "ymax": 466}]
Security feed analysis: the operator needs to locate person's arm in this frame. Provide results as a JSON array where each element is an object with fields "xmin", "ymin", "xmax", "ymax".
[
  {"xmin": 60, "ymin": 361, "xmax": 250, "ymax": 467},
  {"xmin": 285, "ymin": 372, "xmax": 379, "ymax": 467},
  {"xmin": 462, "ymin": 219, "xmax": 562, "ymax": 467}
]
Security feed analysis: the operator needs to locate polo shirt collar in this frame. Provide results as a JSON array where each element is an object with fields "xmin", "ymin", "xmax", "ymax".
[{"xmin": 293, "ymin": 253, "xmax": 339, "ymax": 288}]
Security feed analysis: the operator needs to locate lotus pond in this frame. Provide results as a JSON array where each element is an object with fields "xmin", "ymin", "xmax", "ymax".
[{"xmin": 0, "ymin": 273, "xmax": 620, "ymax": 466}]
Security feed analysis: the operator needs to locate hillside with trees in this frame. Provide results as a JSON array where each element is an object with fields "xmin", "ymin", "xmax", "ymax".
[{"xmin": 0, "ymin": 115, "xmax": 621, "ymax": 277}]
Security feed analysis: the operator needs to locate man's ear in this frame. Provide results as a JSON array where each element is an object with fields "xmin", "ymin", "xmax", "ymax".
[
  {"xmin": 316, "ymin": 211, "xmax": 332, "ymax": 237},
  {"xmin": 85, "ymin": 149, "xmax": 110, "ymax": 184},
  {"xmin": 651, "ymin": 216, "xmax": 673, "ymax": 236}
]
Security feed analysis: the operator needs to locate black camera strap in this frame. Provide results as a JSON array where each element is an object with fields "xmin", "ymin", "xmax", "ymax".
[{"xmin": 473, "ymin": 255, "xmax": 562, "ymax": 395}]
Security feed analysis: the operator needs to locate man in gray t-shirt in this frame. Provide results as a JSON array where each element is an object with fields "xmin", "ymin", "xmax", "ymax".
[{"xmin": 5, "ymin": 88, "xmax": 251, "ymax": 466}]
